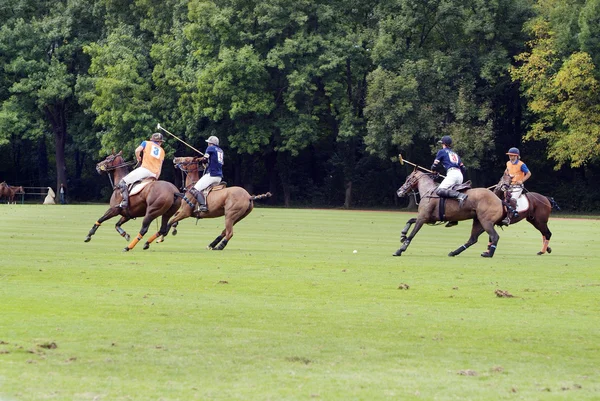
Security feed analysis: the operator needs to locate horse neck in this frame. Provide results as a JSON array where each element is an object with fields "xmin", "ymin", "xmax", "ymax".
[
  {"xmin": 112, "ymin": 166, "xmax": 130, "ymax": 183},
  {"xmin": 185, "ymin": 171, "xmax": 200, "ymax": 187},
  {"xmin": 416, "ymin": 176, "xmax": 436, "ymax": 196}
]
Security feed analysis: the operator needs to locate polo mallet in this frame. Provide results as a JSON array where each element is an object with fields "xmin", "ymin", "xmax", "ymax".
[
  {"xmin": 398, "ymin": 153, "xmax": 445, "ymax": 178},
  {"xmin": 156, "ymin": 123, "xmax": 204, "ymax": 156}
]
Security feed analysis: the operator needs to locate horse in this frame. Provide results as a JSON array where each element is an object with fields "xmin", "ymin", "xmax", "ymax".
[
  {"xmin": 145, "ymin": 155, "xmax": 272, "ymax": 251},
  {"xmin": 394, "ymin": 169, "xmax": 505, "ymax": 257},
  {"xmin": 493, "ymin": 173, "xmax": 559, "ymax": 255},
  {"xmin": 0, "ymin": 182, "xmax": 25, "ymax": 204},
  {"xmin": 167, "ymin": 156, "xmax": 203, "ymax": 236},
  {"xmin": 83, "ymin": 151, "xmax": 182, "ymax": 252}
]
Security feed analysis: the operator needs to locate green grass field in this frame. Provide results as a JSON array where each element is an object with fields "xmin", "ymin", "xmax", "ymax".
[{"xmin": 1, "ymin": 204, "xmax": 599, "ymax": 400}]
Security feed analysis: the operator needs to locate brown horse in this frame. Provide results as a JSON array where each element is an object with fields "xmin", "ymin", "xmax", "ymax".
[
  {"xmin": 395, "ymin": 170, "xmax": 504, "ymax": 257},
  {"xmin": 145, "ymin": 156, "xmax": 271, "ymax": 251},
  {"xmin": 494, "ymin": 173, "xmax": 559, "ymax": 255},
  {"xmin": 84, "ymin": 151, "xmax": 182, "ymax": 251},
  {"xmin": 167, "ymin": 156, "xmax": 203, "ymax": 236},
  {"xmin": 0, "ymin": 182, "xmax": 25, "ymax": 204}
]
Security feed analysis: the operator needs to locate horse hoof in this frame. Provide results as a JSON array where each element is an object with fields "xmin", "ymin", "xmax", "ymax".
[
  {"xmin": 84, "ymin": 237, "xmax": 91, "ymax": 243},
  {"xmin": 206, "ymin": 246, "xmax": 212, "ymax": 250},
  {"xmin": 547, "ymin": 247, "xmax": 552, "ymax": 254},
  {"xmin": 172, "ymin": 230, "xmax": 178, "ymax": 236},
  {"xmin": 143, "ymin": 243, "xmax": 149, "ymax": 250},
  {"xmin": 123, "ymin": 247, "xmax": 130, "ymax": 252},
  {"xmin": 480, "ymin": 252, "xmax": 493, "ymax": 258},
  {"xmin": 124, "ymin": 234, "xmax": 131, "ymax": 241},
  {"xmin": 448, "ymin": 252, "xmax": 456, "ymax": 257},
  {"xmin": 392, "ymin": 250, "xmax": 402, "ymax": 257}
]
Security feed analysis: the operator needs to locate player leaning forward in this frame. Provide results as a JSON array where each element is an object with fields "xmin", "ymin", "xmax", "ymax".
[
  {"xmin": 189, "ymin": 135, "xmax": 224, "ymax": 213},
  {"xmin": 117, "ymin": 132, "xmax": 166, "ymax": 209},
  {"xmin": 431, "ymin": 135, "xmax": 468, "ymax": 207}
]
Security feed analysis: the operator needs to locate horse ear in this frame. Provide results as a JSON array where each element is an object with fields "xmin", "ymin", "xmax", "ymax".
[{"xmin": 117, "ymin": 150, "xmax": 123, "ymax": 156}]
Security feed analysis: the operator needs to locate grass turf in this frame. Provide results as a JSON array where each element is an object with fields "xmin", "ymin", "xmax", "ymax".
[{"xmin": 0, "ymin": 204, "xmax": 599, "ymax": 400}]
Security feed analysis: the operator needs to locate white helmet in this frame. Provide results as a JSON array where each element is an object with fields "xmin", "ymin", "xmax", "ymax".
[{"xmin": 206, "ymin": 135, "xmax": 219, "ymax": 146}]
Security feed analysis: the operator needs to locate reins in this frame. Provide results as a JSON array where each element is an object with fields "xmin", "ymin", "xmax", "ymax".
[{"xmin": 101, "ymin": 159, "xmax": 136, "ymax": 189}]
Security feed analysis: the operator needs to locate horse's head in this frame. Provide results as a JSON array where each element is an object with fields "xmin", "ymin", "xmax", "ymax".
[
  {"xmin": 96, "ymin": 151, "xmax": 124, "ymax": 174},
  {"xmin": 494, "ymin": 173, "xmax": 512, "ymax": 194},
  {"xmin": 15, "ymin": 186, "xmax": 24, "ymax": 194},
  {"xmin": 174, "ymin": 156, "xmax": 202, "ymax": 172},
  {"xmin": 397, "ymin": 170, "xmax": 427, "ymax": 197}
]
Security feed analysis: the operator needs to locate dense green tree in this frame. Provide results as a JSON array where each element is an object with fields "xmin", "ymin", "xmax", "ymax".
[
  {"xmin": 365, "ymin": 0, "xmax": 534, "ymax": 180},
  {"xmin": 0, "ymin": 0, "xmax": 103, "ymax": 192},
  {"xmin": 511, "ymin": 0, "xmax": 600, "ymax": 168}
]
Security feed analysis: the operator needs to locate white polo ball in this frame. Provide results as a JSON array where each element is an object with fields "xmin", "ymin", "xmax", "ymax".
[{"xmin": 353, "ymin": 250, "xmax": 358, "ymax": 254}]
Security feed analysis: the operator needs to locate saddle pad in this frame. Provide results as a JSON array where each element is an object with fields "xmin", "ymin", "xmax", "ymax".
[
  {"xmin": 516, "ymin": 195, "xmax": 529, "ymax": 213},
  {"xmin": 130, "ymin": 180, "xmax": 153, "ymax": 196}
]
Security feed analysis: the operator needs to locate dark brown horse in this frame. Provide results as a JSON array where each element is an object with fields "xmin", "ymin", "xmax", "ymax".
[
  {"xmin": 494, "ymin": 173, "xmax": 559, "ymax": 255},
  {"xmin": 84, "ymin": 151, "xmax": 182, "ymax": 251},
  {"xmin": 0, "ymin": 182, "xmax": 25, "ymax": 204},
  {"xmin": 145, "ymin": 156, "xmax": 271, "ymax": 251},
  {"xmin": 395, "ymin": 170, "xmax": 504, "ymax": 257}
]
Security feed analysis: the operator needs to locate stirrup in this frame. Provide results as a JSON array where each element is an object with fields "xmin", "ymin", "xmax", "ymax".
[
  {"xmin": 445, "ymin": 221, "xmax": 458, "ymax": 228},
  {"xmin": 500, "ymin": 217, "xmax": 510, "ymax": 226},
  {"xmin": 196, "ymin": 204, "xmax": 208, "ymax": 213},
  {"xmin": 118, "ymin": 201, "xmax": 128, "ymax": 209}
]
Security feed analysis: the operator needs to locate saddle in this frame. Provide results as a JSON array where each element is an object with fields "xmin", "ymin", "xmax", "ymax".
[
  {"xmin": 127, "ymin": 177, "xmax": 156, "ymax": 197},
  {"xmin": 200, "ymin": 181, "xmax": 227, "ymax": 197},
  {"xmin": 449, "ymin": 180, "xmax": 472, "ymax": 192},
  {"xmin": 437, "ymin": 181, "xmax": 472, "ymax": 222}
]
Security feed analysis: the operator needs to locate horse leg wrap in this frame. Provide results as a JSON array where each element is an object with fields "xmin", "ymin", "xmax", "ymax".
[
  {"xmin": 146, "ymin": 232, "xmax": 159, "ymax": 244},
  {"xmin": 209, "ymin": 235, "xmax": 224, "ymax": 249},
  {"xmin": 540, "ymin": 236, "xmax": 550, "ymax": 254},
  {"xmin": 481, "ymin": 245, "xmax": 496, "ymax": 258},
  {"xmin": 214, "ymin": 239, "xmax": 228, "ymax": 250},
  {"xmin": 127, "ymin": 234, "xmax": 143, "ymax": 250}
]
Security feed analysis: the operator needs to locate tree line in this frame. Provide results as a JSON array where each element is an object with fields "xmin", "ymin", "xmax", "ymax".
[{"xmin": 1, "ymin": 0, "xmax": 599, "ymax": 210}]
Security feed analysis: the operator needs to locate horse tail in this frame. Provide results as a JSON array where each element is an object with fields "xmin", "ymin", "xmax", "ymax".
[
  {"xmin": 547, "ymin": 196, "xmax": 560, "ymax": 211},
  {"xmin": 250, "ymin": 192, "xmax": 272, "ymax": 201}
]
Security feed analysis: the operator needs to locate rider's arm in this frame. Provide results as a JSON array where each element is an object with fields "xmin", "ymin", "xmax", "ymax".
[
  {"xmin": 519, "ymin": 171, "xmax": 532, "ymax": 185},
  {"xmin": 134, "ymin": 145, "xmax": 144, "ymax": 162}
]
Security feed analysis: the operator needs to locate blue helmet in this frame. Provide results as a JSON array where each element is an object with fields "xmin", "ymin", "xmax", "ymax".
[
  {"xmin": 438, "ymin": 136, "xmax": 452, "ymax": 146},
  {"xmin": 506, "ymin": 147, "xmax": 520, "ymax": 156}
]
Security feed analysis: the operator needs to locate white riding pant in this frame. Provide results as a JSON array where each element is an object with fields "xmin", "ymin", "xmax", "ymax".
[
  {"xmin": 193, "ymin": 174, "xmax": 222, "ymax": 192},
  {"xmin": 122, "ymin": 167, "xmax": 156, "ymax": 185},
  {"xmin": 508, "ymin": 185, "xmax": 523, "ymax": 200},
  {"xmin": 438, "ymin": 168, "xmax": 463, "ymax": 189}
]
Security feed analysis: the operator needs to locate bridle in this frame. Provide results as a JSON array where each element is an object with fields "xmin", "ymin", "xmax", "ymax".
[
  {"xmin": 96, "ymin": 154, "xmax": 136, "ymax": 188},
  {"xmin": 398, "ymin": 171, "xmax": 434, "ymax": 205}
]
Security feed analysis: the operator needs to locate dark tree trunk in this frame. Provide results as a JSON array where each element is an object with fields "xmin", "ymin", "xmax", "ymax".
[
  {"xmin": 344, "ymin": 180, "xmax": 352, "ymax": 209},
  {"xmin": 45, "ymin": 102, "xmax": 68, "ymax": 193},
  {"xmin": 277, "ymin": 152, "xmax": 291, "ymax": 207}
]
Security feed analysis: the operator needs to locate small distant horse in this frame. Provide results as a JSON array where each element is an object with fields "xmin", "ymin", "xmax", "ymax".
[
  {"xmin": 395, "ymin": 170, "xmax": 504, "ymax": 257},
  {"xmin": 0, "ymin": 182, "xmax": 25, "ymax": 204},
  {"xmin": 84, "ymin": 151, "xmax": 182, "ymax": 251},
  {"xmin": 146, "ymin": 156, "xmax": 272, "ymax": 251},
  {"xmin": 494, "ymin": 173, "xmax": 559, "ymax": 255}
]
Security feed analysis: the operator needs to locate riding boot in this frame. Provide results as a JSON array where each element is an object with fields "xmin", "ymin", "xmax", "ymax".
[
  {"xmin": 509, "ymin": 198, "xmax": 519, "ymax": 218},
  {"xmin": 117, "ymin": 180, "xmax": 129, "ymax": 209},
  {"xmin": 436, "ymin": 188, "xmax": 468, "ymax": 208},
  {"xmin": 189, "ymin": 188, "xmax": 208, "ymax": 213}
]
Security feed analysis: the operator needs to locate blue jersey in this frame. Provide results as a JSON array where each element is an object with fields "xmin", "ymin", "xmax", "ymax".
[
  {"xmin": 432, "ymin": 148, "xmax": 464, "ymax": 172},
  {"xmin": 204, "ymin": 145, "xmax": 223, "ymax": 177}
]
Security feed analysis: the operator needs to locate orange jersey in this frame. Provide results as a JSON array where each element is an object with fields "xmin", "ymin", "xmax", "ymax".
[
  {"xmin": 506, "ymin": 160, "xmax": 525, "ymax": 184},
  {"xmin": 141, "ymin": 141, "xmax": 165, "ymax": 176}
]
